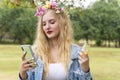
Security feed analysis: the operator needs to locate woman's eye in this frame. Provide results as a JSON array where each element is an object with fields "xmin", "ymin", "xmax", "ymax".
[
  {"xmin": 50, "ymin": 20, "xmax": 55, "ymax": 24},
  {"xmin": 43, "ymin": 23, "xmax": 46, "ymax": 26}
]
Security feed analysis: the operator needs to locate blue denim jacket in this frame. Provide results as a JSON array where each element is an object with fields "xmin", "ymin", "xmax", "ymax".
[{"xmin": 18, "ymin": 44, "xmax": 92, "ymax": 80}]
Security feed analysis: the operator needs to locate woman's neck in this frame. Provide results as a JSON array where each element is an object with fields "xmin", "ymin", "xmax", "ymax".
[
  {"xmin": 49, "ymin": 38, "xmax": 60, "ymax": 63},
  {"xmin": 49, "ymin": 38, "xmax": 58, "ymax": 49}
]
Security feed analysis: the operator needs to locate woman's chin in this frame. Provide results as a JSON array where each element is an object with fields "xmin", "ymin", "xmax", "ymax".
[{"xmin": 47, "ymin": 36, "xmax": 58, "ymax": 40}]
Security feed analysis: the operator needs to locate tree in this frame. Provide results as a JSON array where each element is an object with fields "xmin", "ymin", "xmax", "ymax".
[
  {"xmin": 0, "ymin": 0, "xmax": 37, "ymax": 44},
  {"xmin": 91, "ymin": 0, "xmax": 120, "ymax": 47}
]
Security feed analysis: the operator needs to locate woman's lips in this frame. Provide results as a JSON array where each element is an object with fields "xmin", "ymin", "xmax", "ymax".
[{"xmin": 47, "ymin": 31, "xmax": 52, "ymax": 34}]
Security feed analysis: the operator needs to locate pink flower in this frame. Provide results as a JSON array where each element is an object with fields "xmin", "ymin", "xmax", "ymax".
[
  {"xmin": 58, "ymin": 8, "xmax": 64, "ymax": 12},
  {"xmin": 35, "ymin": 1, "xmax": 64, "ymax": 16},
  {"xmin": 35, "ymin": 6, "xmax": 45, "ymax": 16},
  {"xmin": 51, "ymin": 2, "xmax": 57, "ymax": 8}
]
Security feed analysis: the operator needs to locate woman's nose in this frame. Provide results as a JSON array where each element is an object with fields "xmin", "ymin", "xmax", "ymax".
[{"xmin": 46, "ymin": 23, "xmax": 50, "ymax": 30}]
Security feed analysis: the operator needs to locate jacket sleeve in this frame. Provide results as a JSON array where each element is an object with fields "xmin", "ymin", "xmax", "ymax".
[
  {"xmin": 18, "ymin": 58, "xmax": 44, "ymax": 80},
  {"xmin": 68, "ymin": 44, "xmax": 92, "ymax": 80},
  {"xmin": 18, "ymin": 70, "xmax": 35, "ymax": 80},
  {"xmin": 81, "ymin": 70, "xmax": 92, "ymax": 80},
  {"xmin": 68, "ymin": 59, "xmax": 92, "ymax": 80}
]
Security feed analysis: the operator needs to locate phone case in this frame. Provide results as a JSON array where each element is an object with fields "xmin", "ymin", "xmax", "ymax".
[{"xmin": 21, "ymin": 45, "xmax": 37, "ymax": 68}]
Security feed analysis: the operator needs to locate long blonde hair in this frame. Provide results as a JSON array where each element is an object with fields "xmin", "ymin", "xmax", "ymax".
[{"xmin": 33, "ymin": 9, "xmax": 73, "ymax": 79}]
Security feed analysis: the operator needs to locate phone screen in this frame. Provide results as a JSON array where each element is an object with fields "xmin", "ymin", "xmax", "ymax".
[
  {"xmin": 21, "ymin": 45, "xmax": 37, "ymax": 69},
  {"xmin": 21, "ymin": 45, "xmax": 34, "ymax": 60}
]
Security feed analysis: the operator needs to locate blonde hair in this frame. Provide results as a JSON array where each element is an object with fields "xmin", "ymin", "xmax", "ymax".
[{"xmin": 33, "ymin": 9, "xmax": 73, "ymax": 79}]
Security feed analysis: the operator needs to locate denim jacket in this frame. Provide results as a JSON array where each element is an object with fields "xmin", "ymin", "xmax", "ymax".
[{"xmin": 18, "ymin": 44, "xmax": 92, "ymax": 80}]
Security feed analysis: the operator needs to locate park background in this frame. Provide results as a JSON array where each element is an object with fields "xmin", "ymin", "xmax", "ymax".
[{"xmin": 0, "ymin": 0, "xmax": 120, "ymax": 80}]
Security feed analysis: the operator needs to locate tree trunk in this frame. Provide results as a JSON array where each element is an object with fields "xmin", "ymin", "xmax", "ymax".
[
  {"xmin": 105, "ymin": 40, "xmax": 107, "ymax": 47},
  {"xmin": 0, "ymin": 33, "xmax": 5, "ymax": 42},
  {"xmin": 119, "ymin": 38, "xmax": 120, "ymax": 48},
  {"xmin": 85, "ymin": 35, "xmax": 89, "ymax": 44},
  {"xmin": 108, "ymin": 39, "xmax": 111, "ymax": 47},
  {"xmin": 115, "ymin": 39, "xmax": 118, "ymax": 48},
  {"xmin": 0, "ymin": 36, "xmax": 3, "ymax": 42}
]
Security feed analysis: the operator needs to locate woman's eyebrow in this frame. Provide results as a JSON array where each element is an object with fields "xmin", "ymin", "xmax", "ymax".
[
  {"xmin": 42, "ymin": 21, "xmax": 45, "ymax": 24},
  {"xmin": 49, "ymin": 18, "xmax": 55, "ymax": 20},
  {"xmin": 42, "ymin": 18, "xmax": 56, "ymax": 22},
  {"xmin": 49, "ymin": 19, "xmax": 56, "ymax": 21}
]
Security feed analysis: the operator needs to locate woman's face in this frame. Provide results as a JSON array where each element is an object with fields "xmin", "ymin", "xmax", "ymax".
[{"xmin": 42, "ymin": 10, "xmax": 60, "ymax": 40}]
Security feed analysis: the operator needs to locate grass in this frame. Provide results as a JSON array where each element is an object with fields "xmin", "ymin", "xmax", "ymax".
[
  {"xmin": 89, "ymin": 47, "xmax": 120, "ymax": 80},
  {"xmin": 0, "ymin": 44, "xmax": 21, "ymax": 80},
  {"xmin": 0, "ymin": 45, "xmax": 120, "ymax": 80}
]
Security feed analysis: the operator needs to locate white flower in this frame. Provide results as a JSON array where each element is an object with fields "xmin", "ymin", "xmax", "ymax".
[
  {"xmin": 65, "ymin": 0, "xmax": 72, "ymax": 6},
  {"xmin": 73, "ymin": 0, "xmax": 84, "ymax": 8},
  {"xmin": 50, "ymin": 0, "xmax": 56, "ymax": 2},
  {"xmin": 60, "ymin": 0, "xmax": 65, "ymax": 2},
  {"xmin": 56, "ymin": 10, "xmax": 60, "ymax": 13},
  {"xmin": 34, "ymin": 0, "xmax": 42, "ymax": 6}
]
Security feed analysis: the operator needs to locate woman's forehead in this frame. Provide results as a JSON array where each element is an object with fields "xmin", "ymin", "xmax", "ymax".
[{"xmin": 42, "ymin": 10, "xmax": 57, "ymax": 21}]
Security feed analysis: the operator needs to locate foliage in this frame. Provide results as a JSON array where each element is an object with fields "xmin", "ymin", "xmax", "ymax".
[
  {"xmin": 0, "ymin": 0, "xmax": 37, "ymax": 44},
  {"xmin": 70, "ymin": 0, "xmax": 120, "ymax": 47},
  {"xmin": 0, "ymin": 0, "xmax": 120, "ymax": 47}
]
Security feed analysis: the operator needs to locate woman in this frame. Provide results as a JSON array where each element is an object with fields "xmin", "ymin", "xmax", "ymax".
[{"xmin": 19, "ymin": 1, "xmax": 92, "ymax": 80}]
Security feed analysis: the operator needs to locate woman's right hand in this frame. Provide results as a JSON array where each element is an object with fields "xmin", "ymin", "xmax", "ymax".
[{"xmin": 19, "ymin": 52, "xmax": 33, "ymax": 80}]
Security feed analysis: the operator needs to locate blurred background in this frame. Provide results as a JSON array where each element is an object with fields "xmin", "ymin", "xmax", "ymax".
[{"xmin": 0, "ymin": 0, "xmax": 120, "ymax": 80}]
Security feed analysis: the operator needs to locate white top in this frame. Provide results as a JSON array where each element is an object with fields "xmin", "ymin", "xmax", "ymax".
[{"xmin": 46, "ymin": 63, "xmax": 67, "ymax": 80}]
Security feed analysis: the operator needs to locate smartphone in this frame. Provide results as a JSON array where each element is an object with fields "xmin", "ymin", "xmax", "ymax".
[
  {"xmin": 81, "ymin": 42, "xmax": 87, "ymax": 51},
  {"xmin": 81, "ymin": 41, "xmax": 90, "ymax": 52},
  {"xmin": 79, "ymin": 42, "xmax": 88, "ymax": 55},
  {"xmin": 21, "ymin": 45, "xmax": 37, "ymax": 68}
]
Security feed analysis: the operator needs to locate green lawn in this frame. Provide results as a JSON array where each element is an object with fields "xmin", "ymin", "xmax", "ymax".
[
  {"xmin": 0, "ymin": 44, "xmax": 21, "ymax": 80},
  {"xmin": 89, "ymin": 47, "xmax": 120, "ymax": 80},
  {"xmin": 0, "ymin": 45, "xmax": 120, "ymax": 80}
]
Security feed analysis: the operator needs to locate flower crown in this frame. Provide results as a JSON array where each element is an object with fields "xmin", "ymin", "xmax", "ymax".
[{"xmin": 35, "ymin": 1, "xmax": 64, "ymax": 16}]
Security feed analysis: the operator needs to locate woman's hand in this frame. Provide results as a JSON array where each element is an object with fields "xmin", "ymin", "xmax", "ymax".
[
  {"xmin": 79, "ymin": 51, "xmax": 90, "ymax": 73},
  {"xmin": 19, "ymin": 52, "xmax": 33, "ymax": 80}
]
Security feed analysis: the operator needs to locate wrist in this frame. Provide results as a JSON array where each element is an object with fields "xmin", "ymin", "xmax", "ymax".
[
  {"xmin": 19, "ymin": 72, "xmax": 28, "ymax": 80},
  {"xmin": 82, "ymin": 67, "xmax": 90, "ymax": 73}
]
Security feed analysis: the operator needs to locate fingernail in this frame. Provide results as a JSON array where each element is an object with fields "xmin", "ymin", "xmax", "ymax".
[
  {"xmin": 31, "ymin": 57, "xmax": 34, "ymax": 60},
  {"xmin": 23, "ymin": 51, "xmax": 26, "ymax": 54}
]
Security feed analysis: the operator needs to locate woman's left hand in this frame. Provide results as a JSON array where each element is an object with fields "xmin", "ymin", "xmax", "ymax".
[{"xmin": 79, "ymin": 51, "xmax": 90, "ymax": 73}]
